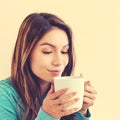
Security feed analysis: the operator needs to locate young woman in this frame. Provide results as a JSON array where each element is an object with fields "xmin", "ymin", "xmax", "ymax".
[{"xmin": 0, "ymin": 13, "xmax": 97, "ymax": 120}]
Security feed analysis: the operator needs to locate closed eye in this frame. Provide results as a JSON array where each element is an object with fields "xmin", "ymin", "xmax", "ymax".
[
  {"xmin": 61, "ymin": 51, "xmax": 68, "ymax": 54},
  {"xmin": 42, "ymin": 51, "xmax": 52, "ymax": 54}
]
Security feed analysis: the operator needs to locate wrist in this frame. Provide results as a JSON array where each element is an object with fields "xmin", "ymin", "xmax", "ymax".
[{"xmin": 80, "ymin": 109, "xmax": 87, "ymax": 116}]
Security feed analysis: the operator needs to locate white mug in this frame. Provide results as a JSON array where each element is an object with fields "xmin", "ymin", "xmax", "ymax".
[{"xmin": 54, "ymin": 76, "xmax": 84, "ymax": 111}]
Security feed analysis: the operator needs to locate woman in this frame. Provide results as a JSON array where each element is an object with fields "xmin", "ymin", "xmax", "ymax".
[{"xmin": 0, "ymin": 13, "xmax": 97, "ymax": 120}]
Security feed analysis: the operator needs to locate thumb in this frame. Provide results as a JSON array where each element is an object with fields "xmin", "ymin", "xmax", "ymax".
[
  {"xmin": 85, "ymin": 80, "xmax": 92, "ymax": 87},
  {"xmin": 87, "ymin": 81, "xmax": 92, "ymax": 85}
]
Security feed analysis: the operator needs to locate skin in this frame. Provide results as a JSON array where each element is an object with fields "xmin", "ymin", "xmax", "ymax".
[
  {"xmin": 30, "ymin": 27, "xmax": 69, "ymax": 95},
  {"xmin": 30, "ymin": 27, "xmax": 97, "ymax": 118}
]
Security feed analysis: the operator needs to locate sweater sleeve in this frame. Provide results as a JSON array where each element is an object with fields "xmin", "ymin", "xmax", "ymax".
[
  {"xmin": 35, "ymin": 107, "xmax": 60, "ymax": 120},
  {"xmin": 76, "ymin": 109, "xmax": 91, "ymax": 120},
  {"xmin": 35, "ymin": 108, "xmax": 91, "ymax": 120},
  {"xmin": 0, "ymin": 84, "xmax": 17, "ymax": 120}
]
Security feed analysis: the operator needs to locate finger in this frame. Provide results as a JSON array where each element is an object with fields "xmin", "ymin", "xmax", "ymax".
[
  {"xmin": 49, "ymin": 88, "xmax": 69, "ymax": 99},
  {"xmin": 85, "ymin": 81, "xmax": 92, "ymax": 86},
  {"xmin": 60, "ymin": 98, "xmax": 80, "ymax": 110},
  {"xmin": 60, "ymin": 107, "xmax": 79, "ymax": 117},
  {"xmin": 83, "ymin": 97, "xmax": 94, "ymax": 106},
  {"xmin": 84, "ymin": 91, "xmax": 96, "ymax": 100},
  {"xmin": 55, "ymin": 92, "xmax": 77, "ymax": 104},
  {"xmin": 85, "ymin": 84, "xmax": 97, "ymax": 94}
]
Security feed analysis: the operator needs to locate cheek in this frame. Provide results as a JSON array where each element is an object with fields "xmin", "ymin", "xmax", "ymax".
[
  {"xmin": 64, "ymin": 55, "xmax": 69, "ymax": 66},
  {"xmin": 30, "ymin": 59, "xmax": 46, "ymax": 78},
  {"xmin": 30, "ymin": 56, "xmax": 50, "ymax": 71},
  {"xmin": 30, "ymin": 54, "xmax": 41, "ymax": 74},
  {"xmin": 30, "ymin": 60, "xmax": 39, "ymax": 74}
]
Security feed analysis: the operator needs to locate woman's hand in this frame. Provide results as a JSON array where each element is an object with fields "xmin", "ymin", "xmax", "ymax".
[
  {"xmin": 42, "ymin": 83, "xmax": 79, "ymax": 118},
  {"xmin": 80, "ymin": 81, "xmax": 97, "ymax": 116}
]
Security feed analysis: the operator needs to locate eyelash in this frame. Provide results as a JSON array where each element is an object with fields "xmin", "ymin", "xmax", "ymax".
[
  {"xmin": 42, "ymin": 51, "xmax": 68, "ymax": 54},
  {"xmin": 61, "ymin": 51, "xmax": 68, "ymax": 54},
  {"xmin": 42, "ymin": 51, "xmax": 52, "ymax": 54}
]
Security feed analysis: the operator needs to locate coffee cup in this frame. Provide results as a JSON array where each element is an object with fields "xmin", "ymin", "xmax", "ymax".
[{"xmin": 54, "ymin": 76, "xmax": 84, "ymax": 111}]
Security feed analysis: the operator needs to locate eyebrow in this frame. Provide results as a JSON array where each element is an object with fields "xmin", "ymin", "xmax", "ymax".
[{"xmin": 40, "ymin": 42, "xmax": 69, "ymax": 48}]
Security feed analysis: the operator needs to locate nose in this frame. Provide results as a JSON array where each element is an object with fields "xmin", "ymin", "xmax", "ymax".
[{"xmin": 52, "ymin": 53, "xmax": 63, "ymax": 66}]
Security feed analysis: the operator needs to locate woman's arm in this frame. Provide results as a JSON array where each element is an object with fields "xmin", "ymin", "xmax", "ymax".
[
  {"xmin": 35, "ymin": 107, "xmax": 60, "ymax": 120},
  {"xmin": 76, "ymin": 109, "xmax": 91, "ymax": 120},
  {"xmin": 0, "ymin": 84, "xmax": 18, "ymax": 120}
]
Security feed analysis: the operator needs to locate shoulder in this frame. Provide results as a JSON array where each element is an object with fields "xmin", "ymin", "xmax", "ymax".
[
  {"xmin": 0, "ymin": 77, "xmax": 17, "ymax": 96},
  {"xmin": 0, "ymin": 77, "xmax": 13, "ymax": 88},
  {"xmin": 0, "ymin": 78, "xmax": 24, "ymax": 119},
  {"xmin": 0, "ymin": 77, "xmax": 24, "ymax": 109}
]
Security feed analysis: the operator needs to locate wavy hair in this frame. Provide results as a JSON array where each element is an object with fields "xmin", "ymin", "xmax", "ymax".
[{"xmin": 11, "ymin": 13, "xmax": 76, "ymax": 120}]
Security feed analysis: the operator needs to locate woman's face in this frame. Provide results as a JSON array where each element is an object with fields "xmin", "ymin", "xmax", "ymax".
[{"xmin": 30, "ymin": 27, "xmax": 69, "ymax": 82}]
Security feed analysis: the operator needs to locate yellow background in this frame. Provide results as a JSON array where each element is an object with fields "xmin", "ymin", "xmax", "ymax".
[{"xmin": 0, "ymin": 0, "xmax": 120, "ymax": 120}]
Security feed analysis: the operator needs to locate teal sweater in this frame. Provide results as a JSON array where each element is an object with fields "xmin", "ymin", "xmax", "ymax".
[{"xmin": 0, "ymin": 78, "xmax": 91, "ymax": 120}]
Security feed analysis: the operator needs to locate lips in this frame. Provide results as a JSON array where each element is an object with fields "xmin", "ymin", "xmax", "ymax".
[{"xmin": 48, "ymin": 69, "xmax": 62, "ymax": 76}]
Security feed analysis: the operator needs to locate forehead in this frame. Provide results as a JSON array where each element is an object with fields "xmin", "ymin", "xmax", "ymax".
[{"xmin": 37, "ymin": 27, "xmax": 69, "ymax": 47}]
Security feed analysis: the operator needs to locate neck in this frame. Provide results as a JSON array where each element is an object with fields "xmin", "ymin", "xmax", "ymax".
[{"xmin": 40, "ymin": 80, "xmax": 50, "ymax": 96}]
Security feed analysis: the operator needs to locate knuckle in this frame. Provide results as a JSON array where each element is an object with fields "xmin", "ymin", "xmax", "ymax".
[
  {"xmin": 61, "ymin": 105, "xmax": 65, "ymax": 110},
  {"xmin": 58, "ymin": 98, "xmax": 63, "ymax": 103}
]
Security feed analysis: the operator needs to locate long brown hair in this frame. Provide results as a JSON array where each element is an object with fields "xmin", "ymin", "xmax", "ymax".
[{"xmin": 11, "ymin": 13, "xmax": 76, "ymax": 120}]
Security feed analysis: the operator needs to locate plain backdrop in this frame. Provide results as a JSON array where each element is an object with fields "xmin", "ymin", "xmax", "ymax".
[{"xmin": 0, "ymin": 0, "xmax": 120, "ymax": 120}]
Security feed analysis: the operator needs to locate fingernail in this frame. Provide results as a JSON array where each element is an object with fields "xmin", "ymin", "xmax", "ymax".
[
  {"xmin": 72, "ymin": 92, "xmax": 77, "ymax": 95},
  {"xmin": 74, "ymin": 108, "xmax": 79, "ymax": 111},
  {"xmin": 75, "ymin": 98, "xmax": 80, "ymax": 101},
  {"xmin": 64, "ymin": 88, "xmax": 69, "ymax": 91}
]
